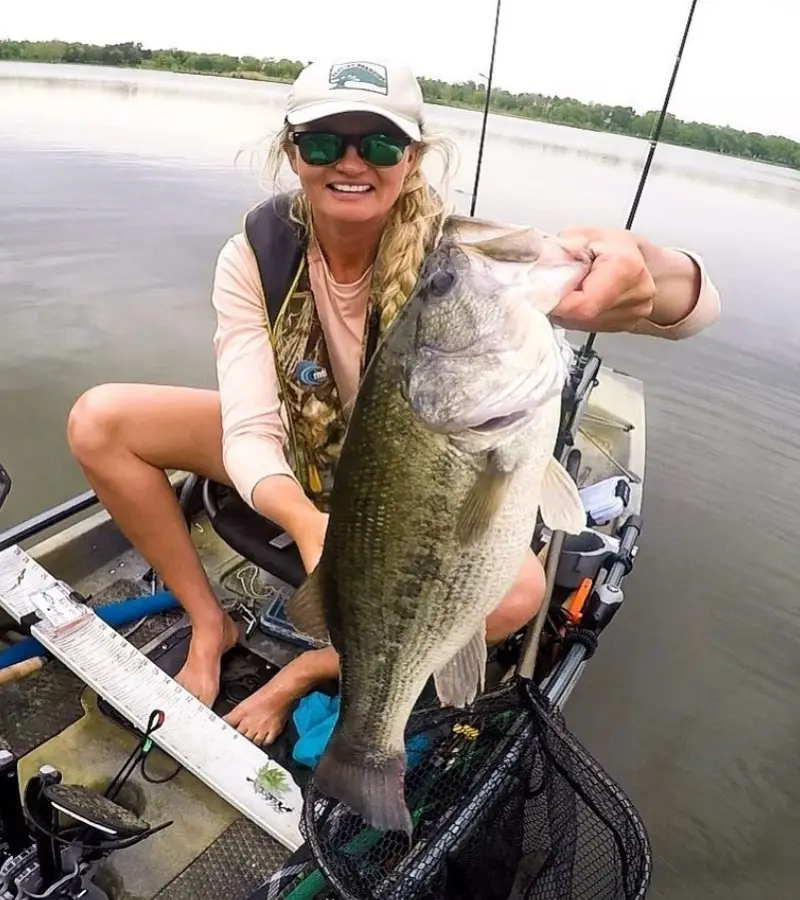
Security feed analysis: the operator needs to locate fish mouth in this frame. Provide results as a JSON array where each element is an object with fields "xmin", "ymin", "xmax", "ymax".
[
  {"xmin": 467, "ymin": 409, "xmax": 529, "ymax": 434},
  {"xmin": 458, "ymin": 363, "xmax": 565, "ymax": 435},
  {"xmin": 405, "ymin": 364, "xmax": 564, "ymax": 436}
]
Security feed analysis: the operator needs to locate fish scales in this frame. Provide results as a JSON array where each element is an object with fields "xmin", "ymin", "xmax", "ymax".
[{"xmin": 286, "ymin": 218, "xmax": 591, "ymax": 833}]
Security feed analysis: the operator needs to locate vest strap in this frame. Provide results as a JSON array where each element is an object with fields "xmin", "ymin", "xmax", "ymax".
[{"xmin": 244, "ymin": 193, "xmax": 306, "ymax": 327}]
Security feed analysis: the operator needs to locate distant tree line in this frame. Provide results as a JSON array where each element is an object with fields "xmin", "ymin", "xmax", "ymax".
[{"xmin": 3, "ymin": 38, "xmax": 798, "ymax": 171}]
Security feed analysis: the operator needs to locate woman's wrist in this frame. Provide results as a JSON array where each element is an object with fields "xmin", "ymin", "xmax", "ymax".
[{"xmin": 637, "ymin": 239, "xmax": 702, "ymax": 327}]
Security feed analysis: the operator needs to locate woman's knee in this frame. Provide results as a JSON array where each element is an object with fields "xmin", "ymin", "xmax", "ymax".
[
  {"xmin": 486, "ymin": 552, "xmax": 547, "ymax": 644},
  {"xmin": 67, "ymin": 383, "xmax": 130, "ymax": 462},
  {"xmin": 68, "ymin": 384, "xmax": 227, "ymax": 482}
]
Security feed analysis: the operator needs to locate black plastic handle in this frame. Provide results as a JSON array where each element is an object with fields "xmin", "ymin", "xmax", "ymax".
[{"xmin": 0, "ymin": 463, "xmax": 10, "ymax": 512}]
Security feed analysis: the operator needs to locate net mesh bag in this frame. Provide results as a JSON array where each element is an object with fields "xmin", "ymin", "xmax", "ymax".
[{"xmin": 265, "ymin": 677, "xmax": 652, "ymax": 900}]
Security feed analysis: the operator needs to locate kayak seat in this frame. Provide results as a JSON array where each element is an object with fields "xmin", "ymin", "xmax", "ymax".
[{"xmin": 183, "ymin": 476, "xmax": 306, "ymax": 589}]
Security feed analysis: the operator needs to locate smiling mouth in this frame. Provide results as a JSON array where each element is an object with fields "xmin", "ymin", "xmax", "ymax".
[{"xmin": 327, "ymin": 184, "xmax": 374, "ymax": 195}]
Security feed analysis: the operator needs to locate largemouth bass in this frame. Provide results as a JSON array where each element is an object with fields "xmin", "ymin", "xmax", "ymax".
[{"xmin": 286, "ymin": 215, "xmax": 593, "ymax": 833}]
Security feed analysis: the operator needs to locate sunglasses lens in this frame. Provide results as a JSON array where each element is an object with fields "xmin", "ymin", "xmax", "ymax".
[
  {"xmin": 296, "ymin": 133, "xmax": 343, "ymax": 165},
  {"xmin": 360, "ymin": 134, "xmax": 408, "ymax": 166},
  {"xmin": 293, "ymin": 132, "xmax": 409, "ymax": 167}
]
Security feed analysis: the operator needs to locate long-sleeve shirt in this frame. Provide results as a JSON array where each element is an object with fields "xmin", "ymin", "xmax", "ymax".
[{"xmin": 211, "ymin": 233, "xmax": 721, "ymax": 508}]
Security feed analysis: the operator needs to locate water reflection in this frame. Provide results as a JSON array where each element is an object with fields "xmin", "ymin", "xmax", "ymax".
[
  {"xmin": 1, "ymin": 73, "xmax": 142, "ymax": 98},
  {"xmin": 3, "ymin": 62, "xmax": 797, "ymax": 207}
]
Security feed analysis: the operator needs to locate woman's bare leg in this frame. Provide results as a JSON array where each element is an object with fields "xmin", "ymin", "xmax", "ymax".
[
  {"xmin": 67, "ymin": 383, "xmax": 238, "ymax": 706},
  {"xmin": 224, "ymin": 550, "xmax": 547, "ymax": 744},
  {"xmin": 485, "ymin": 550, "xmax": 546, "ymax": 645}
]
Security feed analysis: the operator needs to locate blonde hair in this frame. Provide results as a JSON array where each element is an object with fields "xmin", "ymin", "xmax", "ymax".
[{"xmin": 264, "ymin": 122, "xmax": 458, "ymax": 330}]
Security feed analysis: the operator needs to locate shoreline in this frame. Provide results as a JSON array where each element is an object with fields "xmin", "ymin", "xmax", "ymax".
[{"xmin": 2, "ymin": 55, "xmax": 798, "ymax": 173}]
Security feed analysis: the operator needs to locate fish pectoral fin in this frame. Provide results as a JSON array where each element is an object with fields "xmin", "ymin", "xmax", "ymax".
[
  {"xmin": 457, "ymin": 454, "xmax": 512, "ymax": 546},
  {"xmin": 540, "ymin": 456, "xmax": 586, "ymax": 535},
  {"xmin": 433, "ymin": 629, "xmax": 487, "ymax": 709},
  {"xmin": 285, "ymin": 567, "xmax": 331, "ymax": 644}
]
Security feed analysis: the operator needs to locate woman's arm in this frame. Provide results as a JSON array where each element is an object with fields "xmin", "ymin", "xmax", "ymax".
[
  {"xmin": 631, "ymin": 241, "xmax": 721, "ymax": 340},
  {"xmin": 211, "ymin": 234, "xmax": 326, "ymax": 571},
  {"xmin": 551, "ymin": 226, "xmax": 721, "ymax": 339}
]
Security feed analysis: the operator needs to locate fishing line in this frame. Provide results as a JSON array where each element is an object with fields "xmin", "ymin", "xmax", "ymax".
[
  {"xmin": 469, "ymin": 0, "xmax": 502, "ymax": 216},
  {"xmin": 579, "ymin": 0, "xmax": 701, "ymax": 363},
  {"xmin": 468, "ymin": 0, "xmax": 700, "ymax": 360}
]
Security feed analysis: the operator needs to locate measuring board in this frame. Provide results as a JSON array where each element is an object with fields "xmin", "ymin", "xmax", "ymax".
[{"xmin": 0, "ymin": 544, "xmax": 304, "ymax": 851}]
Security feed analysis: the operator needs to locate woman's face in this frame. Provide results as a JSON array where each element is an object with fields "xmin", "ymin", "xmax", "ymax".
[{"xmin": 287, "ymin": 112, "xmax": 419, "ymax": 227}]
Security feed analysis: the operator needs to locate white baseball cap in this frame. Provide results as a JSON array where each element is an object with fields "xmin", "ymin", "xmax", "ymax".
[{"xmin": 285, "ymin": 58, "xmax": 425, "ymax": 142}]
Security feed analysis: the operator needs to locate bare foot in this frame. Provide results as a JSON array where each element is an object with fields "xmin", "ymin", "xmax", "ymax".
[
  {"xmin": 175, "ymin": 613, "xmax": 239, "ymax": 707},
  {"xmin": 223, "ymin": 680, "xmax": 296, "ymax": 746}
]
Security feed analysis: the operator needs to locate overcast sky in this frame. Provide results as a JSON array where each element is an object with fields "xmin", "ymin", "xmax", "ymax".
[{"xmin": 4, "ymin": 0, "xmax": 798, "ymax": 141}]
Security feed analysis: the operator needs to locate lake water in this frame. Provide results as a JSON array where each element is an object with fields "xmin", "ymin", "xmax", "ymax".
[{"xmin": 2, "ymin": 61, "xmax": 800, "ymax": 898}]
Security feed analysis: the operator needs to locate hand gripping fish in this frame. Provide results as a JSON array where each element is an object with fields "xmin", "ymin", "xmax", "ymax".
[{"xmin": 287, "ymin": 215, "xmax": 593, "ymax": 834}]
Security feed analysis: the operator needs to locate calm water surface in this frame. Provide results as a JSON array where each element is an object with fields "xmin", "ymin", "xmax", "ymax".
[{"xmin": 2, "ymin": 62, "xmax": 800, "ymax": 898}]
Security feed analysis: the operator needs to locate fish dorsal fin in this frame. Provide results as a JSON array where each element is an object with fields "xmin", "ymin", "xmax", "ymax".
[
  {"xmin": 285, "ymin": 566, "xmax": 331, "ymax": 644},
  {"xmin": 540, "ymin": 457, "xmax": 586, "ymax": 535}
]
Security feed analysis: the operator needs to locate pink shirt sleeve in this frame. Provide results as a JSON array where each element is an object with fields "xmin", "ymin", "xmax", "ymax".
[
  {"xmin": 211, "ymin": 233, "xmax": 298, "ymax": 508},
  {"xmin": 631, "ymin": 249, "xmax": 721, "ymax": 340},
  {"xmin": 211, "ymin": 234, "xmax": 720, "ymax": 508}
]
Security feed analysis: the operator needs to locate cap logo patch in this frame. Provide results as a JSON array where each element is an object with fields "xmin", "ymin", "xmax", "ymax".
[{"xmin": 328, "ymin": 62, "xmax": 388, "ymax": 95}]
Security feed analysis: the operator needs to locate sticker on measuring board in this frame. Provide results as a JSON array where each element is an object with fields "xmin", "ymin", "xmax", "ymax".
[{"xmin": 29, "ymin": 583, "xmax": 92, "ymax": 634}]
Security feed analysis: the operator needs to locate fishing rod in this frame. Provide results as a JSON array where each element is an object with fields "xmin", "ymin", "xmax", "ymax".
[
  {"xmin": 518, "ymin": 0, "xmax": 700, "ymax": 681},
  {"xmin": 578, "ymin": 0, "xmax": 700, "ymax": 363},
  {"xmin": 469, "ymin": 0, "xmax": 502, "ymax": 216}
]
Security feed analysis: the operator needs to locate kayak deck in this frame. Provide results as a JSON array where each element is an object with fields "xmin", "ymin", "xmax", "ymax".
[{"xmin": 0, "ymin": 356, "xmax": 645, "ymax": 900}]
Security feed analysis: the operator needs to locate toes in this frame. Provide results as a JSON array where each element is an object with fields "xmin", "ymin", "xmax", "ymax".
[
  {"xmin": 223, "ymin": 708, "xmax": 244, "ymax": 728},
  {"xmin": 221, "ymin": 691, "xmax": 288, "ymax": 746},
  {"xmin": 223, "ymin": 714, "xmax": 272, "ymax": 746},
  {"xmin": 227, "ymin": 713, "xmax": 258, "ymax": 742}
]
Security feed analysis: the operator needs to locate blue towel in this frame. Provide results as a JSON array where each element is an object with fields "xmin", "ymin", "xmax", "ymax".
[{"xmin": 292, "ymin": 691, "xmax": 428, "ymax": 769}]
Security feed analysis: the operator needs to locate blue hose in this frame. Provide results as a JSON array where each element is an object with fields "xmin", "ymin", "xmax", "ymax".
[{"xmin": 0, "ymin": 590, "xmax": 179, "ymax": 668}]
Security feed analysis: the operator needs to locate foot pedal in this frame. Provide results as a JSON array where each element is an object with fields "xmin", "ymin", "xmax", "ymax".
[{"xmin": 44, "ymin": 783, "xmax": 150, "ymax": 838}]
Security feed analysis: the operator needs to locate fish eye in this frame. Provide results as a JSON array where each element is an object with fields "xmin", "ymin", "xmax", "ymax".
[{"xmin": 429, "ymin": 269, "xmax": 456, "ymax": 297}]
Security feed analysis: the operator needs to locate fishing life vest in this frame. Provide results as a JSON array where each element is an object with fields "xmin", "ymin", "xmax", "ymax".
[{"xmin": 243, "ymin": 192, "xmax": 384, "ymax": 512}]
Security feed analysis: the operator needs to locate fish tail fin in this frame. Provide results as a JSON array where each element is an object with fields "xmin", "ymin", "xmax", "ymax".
[{"xmin": 314, "ymin": 731, "xmax": 412, "ymax": 835}]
